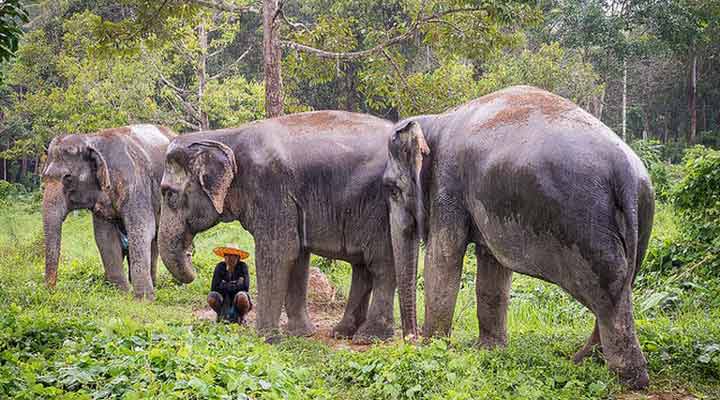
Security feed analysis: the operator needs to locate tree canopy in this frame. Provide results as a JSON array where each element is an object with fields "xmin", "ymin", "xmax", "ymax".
[{"xmin": 1, "ymin": 0, "xmax": 719, "ymax": 184}]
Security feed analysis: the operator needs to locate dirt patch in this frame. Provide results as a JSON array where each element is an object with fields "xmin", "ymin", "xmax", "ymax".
[
  {"xmin": 276, "ymin": 111, "xmax": 374, "ymax": 135},
  {"xmin": 98, "ymin": 127, "xmax": 132, "ymax": 138},
  {"xmin": 193, "ymin": 267, "xmax": 379, "ymax": 351},
  {"xmin": 477, "ymin": 87, "xmax": 577, "ymax": 130},
  {"xmin": 616, "ymin": 390, "xmax": 698, "ymax": 400},
  {"xmin": 307, "ymin": 266, "xmax": 336, "ymax": 304},
  {"xmin": 193, "ymin": 301, "xmax": 377, "ymax": 351},
  {"xmin": 157, "ymin": 125, "xmax": 177, "ymax": 139}
]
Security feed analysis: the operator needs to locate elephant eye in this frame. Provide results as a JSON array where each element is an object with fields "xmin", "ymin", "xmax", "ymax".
[
  {"xmin": 384, "ymin": 182, "xmax": 401, "ymax": 199},
  {"xmin": 162, "ymin": 187, "xmax": 181, "ymax": 209}
]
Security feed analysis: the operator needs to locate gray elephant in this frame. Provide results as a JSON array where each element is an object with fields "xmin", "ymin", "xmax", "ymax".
[
  {"xmin": 158, "ymin": 111, "xmax": 399, "ymax": 343},
  {"xmin": 383, "ymin": 86, "xmax": 654, "ymax": 389},
  {"xmin": 42, "ymin": 125, "xmax": 175, "ymax": 300}
]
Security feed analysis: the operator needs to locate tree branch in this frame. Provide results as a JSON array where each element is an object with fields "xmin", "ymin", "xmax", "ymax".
[
  {"xmin": 279, "ymin": 7, "xmax": 488, "ymax": 60},
  {"xmin": 143, "ymin": 49, "xmax": 187, "ymax": 94},
  {"xmin": 187, "ymin": 0, "xmax": 260, "ymax": 14},
  {"xmin": 210, "ymin": 45, "xmax": 253, "ymax": 80},
  {"xmin": 382, "ymin": 49, "xmax": 419, "ymax": 110},
  {"xmin": 280, "ymin": 31, "xmax": 413, "ymax": 60}
]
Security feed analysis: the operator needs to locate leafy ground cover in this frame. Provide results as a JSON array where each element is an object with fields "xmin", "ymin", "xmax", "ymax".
[{"xmin": 0, "ymin": 199, "xmax": 718, "ymax": 400}]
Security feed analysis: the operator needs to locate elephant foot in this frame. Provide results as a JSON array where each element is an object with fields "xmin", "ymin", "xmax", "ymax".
[
  {"xmin": 574, "ymin": 322, "xmax": 601, "ymax": 364},
  {"xmin": 573, "ymin": 343, "xmax": 602, "ymax": 364},
  {"xmin": 475, "ymin": 334, "xmax": 507, "ymax": 350},
  {"xmin": 615, "ymin": 364, "xmax": 650, "ymax": 390},
  {"xmin": 332, "ymin": 319, "xmax": 361, "ymax": 339},
  {"xmin": 351, "ymin": 320, "xmax": 394, "ymax": 345},
  {"xmin": 285, "ymin": 308, "xmax": 315, "ymax": 337},
  {"xmin": 133, "ymin": 288, "xmax": 155, "ymax": 301},
  {"xmin": 264, "ymin": 334, "xmax": 283, "ymax": 344},
  {"xmin": 106, "ymin": 277, "xmax": 130, "ymax": 292},
  {"xmin": 286, "ymin": 318, "xmax": 316, "ymax": 337}
]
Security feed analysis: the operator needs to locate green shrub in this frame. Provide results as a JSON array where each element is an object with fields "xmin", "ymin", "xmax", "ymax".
[
  {"xmin": 630, "ymin": 140, "xmax": 681, "ymax": 202},
  {"xmin": 673, "ymin": 146, "xmax": 720, "ymax": 243},
  {"xmin": 0, "ymin": 180, "xmax": 26, "ymax": 199},
  {"xmin": 640, "ymin": 146, "xmax": 720, "ymax": 300}
]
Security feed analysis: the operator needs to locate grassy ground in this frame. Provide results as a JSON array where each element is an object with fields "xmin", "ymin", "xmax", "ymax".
[{"xmin": 0, "ymin": 200, "xmax": 718, "ymax": 399}]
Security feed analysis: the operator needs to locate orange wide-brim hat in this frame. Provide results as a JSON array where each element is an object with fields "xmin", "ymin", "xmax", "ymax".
[{"xmin": 213, "ymin": 243, "xmax": 250, "ymax": 259}]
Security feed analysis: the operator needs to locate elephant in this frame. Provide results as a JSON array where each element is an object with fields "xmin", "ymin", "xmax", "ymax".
[
  {"xmin": 42, "ymin": 124, "xmax": 175, "ymax": 300},
  {"xmin": 383, "ymin": 86, "xmax": 654, "ymax": 389},
  {"xmin": 158, "ymin": 111, "xmax": 400, "ymax": 343}
]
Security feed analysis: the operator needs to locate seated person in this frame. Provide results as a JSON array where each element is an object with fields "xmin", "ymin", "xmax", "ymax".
[{"xmin": 207, "ymin": 244, "xmax": 252, "ymax": 324}]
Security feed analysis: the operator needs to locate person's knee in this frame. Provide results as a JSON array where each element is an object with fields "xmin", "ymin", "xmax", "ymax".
[
  {"xmin": 234, "ymin": 292, "xmax": 251, "ymax": 315},
  {"xmin": 208, "ymin": 291, "xmax": 223, "ymax": 311}
]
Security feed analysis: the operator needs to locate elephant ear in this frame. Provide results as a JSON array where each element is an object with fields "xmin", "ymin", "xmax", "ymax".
[
  {"xmin": 391, "ymin": 120, "xmax": 430, "ymax": 177},
  {"xmin": 188, "ymin": 140, "xmax": 237, "ymax": 214},
  {"xmin": 41, "ymin": 136, "xmax": 62, "ymax": 178},
  {"xmin": 87, "ymin": 144, "xmax": 112, "ymax": 196}
]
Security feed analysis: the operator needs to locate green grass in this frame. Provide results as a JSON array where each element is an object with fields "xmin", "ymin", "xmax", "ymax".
[{"xmin": 0, "ymin": 202, "xmax": 718, "ymax": 399}]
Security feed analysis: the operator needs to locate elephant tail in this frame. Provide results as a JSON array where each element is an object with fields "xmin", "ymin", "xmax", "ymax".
[
  {"xmin": 633, "ymin": 180, "xmax": 655, "ymax": 284},
  {"xmin": 617, "ymin": 176, "xmax": 655, "ymax": 287}
]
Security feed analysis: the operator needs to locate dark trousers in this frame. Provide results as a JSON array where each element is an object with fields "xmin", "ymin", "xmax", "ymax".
[{"xmin": 208, "ymin": 291, "xmax": 252, "ymax": 323}]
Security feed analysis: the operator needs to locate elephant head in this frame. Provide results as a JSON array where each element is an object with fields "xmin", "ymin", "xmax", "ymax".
[
  {"xmin": 383, "ymin": 120, "xmax": 430, "ymax": 338},
  {"xmin": 159, "ymin": 140, "xmax": 237, "ymax": 284},
  {"xmin": 42, "ymin": 135, "xmax": 115, "ymax": 287}
]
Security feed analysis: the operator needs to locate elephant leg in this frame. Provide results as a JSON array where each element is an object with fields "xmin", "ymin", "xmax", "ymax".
[
  {"xmin": 573, "ymin": 319, "xmax": 601, "ymax": 363},
  {"xmin": 254, "ymin": 233, "xmax": 299, "ymax": 341},
  {"xmin": 150, "ymin": 237, "xmax": 158, "ymax": 286},
  {"xmin": 92, "ymin": 215, "xmax": 130, "ymax": 291},
  {"xmin": 284, "ymin": 249, "xmax": 315, "ymax": 337},
  {"xmin": 353, "ymin": 259, "xmax": 396, "ymax": 344},
  {"xmin": 475, "ymin": 244, "xmax": 512, "ymax": 348},
  {"xmin": 596, "ymin": 292, "xmax": 648, "ymax": 389},
  {"xmin": 423, "ymin": 214, "xmax": 470, "ymax": 338},
  {"xmin": 562, "ymin": 252, "xmax": 648, "ymax": 389},
  {"xmin": 333, "ymin": 264, "xmax": 372, "ymax": 339},
  {"xmin": 125, "ymin": 213, "xmax": 155, "ymax": 301}
]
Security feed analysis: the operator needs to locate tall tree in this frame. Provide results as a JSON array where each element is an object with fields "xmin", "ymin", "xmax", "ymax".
[
  {"xmin": 641, "ymin": 0, "xmax": 720, "ymax": 143},
  {"xmin": 262, "ymin": 0, "xmax": 283, "ymax": 116}
]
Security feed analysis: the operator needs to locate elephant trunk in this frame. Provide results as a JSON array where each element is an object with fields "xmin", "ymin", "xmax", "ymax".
[
  {"xmin": 390, "ymin": 207, "xmax": 420, "ymax": 339},
  {"xmin": 42, "ymin": 180, "xmax": 68, "ymax": 288},
  {"xmin": 158, "ymin": 206, "xmax": 197, "ymax": 284}
]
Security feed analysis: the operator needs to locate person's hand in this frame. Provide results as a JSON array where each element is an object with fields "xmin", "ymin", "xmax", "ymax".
[{"xmin": 237, "ymin": 277, "xmax": 245, "ymax": 285}]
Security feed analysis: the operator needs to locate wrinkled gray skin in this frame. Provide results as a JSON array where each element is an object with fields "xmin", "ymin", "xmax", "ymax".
[
  {"xmin": 42, "ymin": 125, "xmax": 175, "ymax": 300},
  {"xmin": 158, "ymin": 111, "xmax": 398, "ymax": 343},
  {"xmin": 384, "ymin": 86, "xmax": 654, "ymax": 389}
]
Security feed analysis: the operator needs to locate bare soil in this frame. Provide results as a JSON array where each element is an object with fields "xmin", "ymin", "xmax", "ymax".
[
  {"xmin": 193, "ymin": 267, "xmax": 382, "ymax": 351},
  {"xmin": 616, "ymin": 391, "xmax": 698, "ymax": 400}
]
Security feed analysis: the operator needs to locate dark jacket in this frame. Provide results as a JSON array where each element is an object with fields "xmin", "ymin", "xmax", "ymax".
[{"xmin": 211, "ymin": 261, "xmax": 250, "ymax": 298}]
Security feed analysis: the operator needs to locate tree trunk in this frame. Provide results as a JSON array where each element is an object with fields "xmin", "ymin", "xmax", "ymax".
[
  {"xmin": 598, "ymin": 86, "xmax": 605, "ymax": 121},
  {"xmin": 687, "ymin": 50, "xmax": 697, "ymax": 144},
  {"xmin": 19, "ymin": 158, "xmax": 27, "ymax": 181},
  {"xmin": 197, "ymin": 21, "xmax": 210, "ymax": 130},
  {"xmin": 622, "ymin": 59, "xmax": 627, "ymax": 142},
  {"xmin": 263, "ymin": 0, "xmax": 283, "ymax": 118}
]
